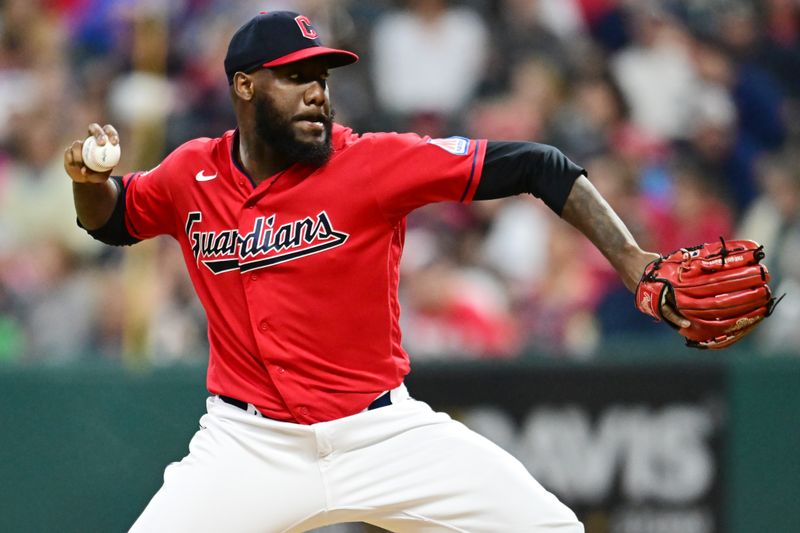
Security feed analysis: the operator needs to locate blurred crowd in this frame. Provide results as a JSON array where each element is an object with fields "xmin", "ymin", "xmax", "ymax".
[{"xmin": 1, "ymin": 0, "xmax": 799, "ymax": 365}]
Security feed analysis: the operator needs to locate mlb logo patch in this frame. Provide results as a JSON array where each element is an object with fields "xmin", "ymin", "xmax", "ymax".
[{"xmin": 427, "ymin": 136, "xmax": 470, "ymax": 156}]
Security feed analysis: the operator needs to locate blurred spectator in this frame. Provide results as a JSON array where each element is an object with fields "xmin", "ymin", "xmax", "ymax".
[
  {"xmin": 535, "ymin": 0, "xmax": 586, "ymax": 42},
  {"xmin": 578, "ymin": 0, "xmax": 631, "ymax": 52},
  {"xmin": 672, "ymin": 78, "xmax": 750, "ymax": 209},
  {"xmin": 721, "ymin": 0, "xmax": 800, "ymax": 101},
  {"xmin": 610, "ymin": 7, "xmax": 697, "ymax": 141},
  {"xmin": 691, "ymin": 32, "xmax": 786, "ymax": 210},
  {"xmin": 370, "ymin": 0, "xmax": 488, "ymax": 131},
  {"xmin": 516, "ymin": 223, "xmax": 602, "ymax": 357},
  {"xmin": 0, "ymin": 109, "xmax": 97, "ymax": 256},
  {"xmin": 467, "ymin": 55, "xmax": 563, "ymax": 143},
  {"xmin": 478, "ymin": 198, "xmax": 553, "ymax": 291},
  {"xmin": 646, "ymin": 158, "xmax": 734, "ymax": 253},
  {"xmin": 17, "ymin": 240, "xmax": 96, "ymax": 361},
  {"xmin": 400, "ymin": 256, "xmax": 519, "ymax": 359},
  {"xmin": 488, "ymin": 0, "xmax": 574, "ymax": 89},
  {"xmin": 739, "ymin": 151, "xmax": 800, "ymax": 259},
  {"xmin": 147, "ymin": 239, "xmax": 208, "ymax": 364},
  {"xmin": 738, "ymin": 149, "xmax": 800, "ymax": 353},
  {"xmin": 549, "ymin": 73, "xmax": 657, "ymax": 162}
]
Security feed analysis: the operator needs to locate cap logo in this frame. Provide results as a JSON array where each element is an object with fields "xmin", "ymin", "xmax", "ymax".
[{"xmin": 295, "ymin": 15, "xmax": 318, "ymax": 39}]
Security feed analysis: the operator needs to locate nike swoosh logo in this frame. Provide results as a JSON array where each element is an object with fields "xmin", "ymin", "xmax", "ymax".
[{"xmin": 195, "ymin": 170, "xmax": 217, "ymax": 182}]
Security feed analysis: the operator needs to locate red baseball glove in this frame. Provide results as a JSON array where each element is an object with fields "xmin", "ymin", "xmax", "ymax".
[{"xmin": 635, "ymin": 239, "xmax": 781, "ymax": 349}]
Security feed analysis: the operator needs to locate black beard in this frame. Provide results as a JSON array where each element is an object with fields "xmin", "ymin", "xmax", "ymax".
[{"xmin": 253, "ymin": 93, "xmax": 333, "ymax": 168}]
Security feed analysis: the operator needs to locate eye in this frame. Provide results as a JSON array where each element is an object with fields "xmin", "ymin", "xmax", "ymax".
[{"xmin": 286, "ymin": 70, "xmax": 328, "ymax": 84}]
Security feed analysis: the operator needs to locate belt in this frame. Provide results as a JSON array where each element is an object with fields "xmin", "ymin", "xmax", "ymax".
[{"xmin": 219, "ymin": 389, "xmax": 394, "ymax": 418}]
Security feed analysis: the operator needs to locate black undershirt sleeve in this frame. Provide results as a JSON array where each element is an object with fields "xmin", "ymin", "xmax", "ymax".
[
  {"xmin": 77, "ymin": 176, "xmax": 141, "ymax": 246},
  {"xmin": 474, "ymin": 141, "xmax": 586, "ymax": 216}
]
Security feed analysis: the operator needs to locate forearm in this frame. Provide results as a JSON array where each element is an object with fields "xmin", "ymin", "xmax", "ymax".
[
  {"xmin": 561, "ymin": 176, "xmax": 658, "ymax": 292},
  {"xmin": 73, "ymin": 180, "xmax": 118, "ymax": 230}
]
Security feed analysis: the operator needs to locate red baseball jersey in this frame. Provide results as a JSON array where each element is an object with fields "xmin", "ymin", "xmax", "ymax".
[{"xmin": 121, "ymin": 124, "xmax": 486, "ymax": 423}]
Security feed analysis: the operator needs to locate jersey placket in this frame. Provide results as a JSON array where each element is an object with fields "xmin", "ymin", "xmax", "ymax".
[{"xmin": 237, "ymin": 168, "xmax": 310, "ymax": 422}]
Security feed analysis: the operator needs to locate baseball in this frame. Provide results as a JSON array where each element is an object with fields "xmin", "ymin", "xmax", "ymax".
[{"xmin": 82, "ymin": 135, "xmax": 121, "ymax": 172}]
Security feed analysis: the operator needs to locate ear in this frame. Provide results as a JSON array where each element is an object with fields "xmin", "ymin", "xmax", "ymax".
[{"xmin": 233, "ymin": 72, "xmax": 255, "ymax": 101}]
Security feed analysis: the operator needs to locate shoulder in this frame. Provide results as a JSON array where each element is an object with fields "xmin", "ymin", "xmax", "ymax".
[
  {"xmin": 330, "ymin": 124, "xmax": 398, "ymax": 157},
  {"xmin": 141, "ymin": 131, "xmax": 233, "ymax": 174},
  {"xmin": 356, "ymin": 130, "xmax": 426, "ymax": 148},
  {"xmin": 331, "ymin": 123, "xmax": 363, "ymax": 149},
  {"xmin": 330, "ymin": 127, "xmax": 478, "ymax": 162},
  {"xmin": 364, "ymin": 132, "xmax": 479, "ymax": 158},
  {"xmin": 166, "ymin": 131, "xmax": 233, "ymax": 162},
  {"xmin": 127, "ymin": 131, "xmax": 233, "ymax": 188},
  {"xmin": 334, "ymin": 129, "xmax": 436, "ymax": 163}
]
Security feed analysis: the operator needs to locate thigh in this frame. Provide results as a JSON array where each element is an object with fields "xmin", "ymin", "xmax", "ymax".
[
  {"xmin": 129, "ymin": 401, "xmax": 326, "ymax": 533},
  {"xmin": 328, "ymin": 403, "xmax": 583, "ymax": 533}
]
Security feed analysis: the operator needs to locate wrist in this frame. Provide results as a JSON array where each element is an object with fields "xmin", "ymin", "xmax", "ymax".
[{"xmin": 620, "ymin": 246, "xmax": 659, "ymax": 292}]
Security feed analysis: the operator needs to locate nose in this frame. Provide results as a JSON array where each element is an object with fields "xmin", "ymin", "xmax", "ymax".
[{"xmin": 304, "ymin": 80, "xmax": 327, "ymax": 107}]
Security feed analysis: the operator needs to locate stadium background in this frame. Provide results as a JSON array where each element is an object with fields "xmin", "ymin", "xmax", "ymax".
[{"xmin": 0, "ymin": 0, "xmax": 798, "ymax": 532}]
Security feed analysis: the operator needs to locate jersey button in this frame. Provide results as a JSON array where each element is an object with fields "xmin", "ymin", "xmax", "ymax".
[
  {"xmin": 238, "ymin": 179, "xmax": 245, "ymax": 186},
  {"xmin": 276, "ymin": 366, "xmax": 285, "ymax": 374},
  {"xmin": 298, "ymin": 406, "xmax": 309, "ymax": 416},
  {"xmin": 258, "ymin": 320, "xmax": 268, "ymax": 331},
  {"xmin": 249, "ymin": 273, "xmax": 258, "ymax": 281}
]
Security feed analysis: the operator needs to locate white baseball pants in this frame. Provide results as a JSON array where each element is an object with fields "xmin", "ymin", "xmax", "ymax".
[{"xmin": 130, "ymin": 392, "xmax": 583, "ymax": 533}]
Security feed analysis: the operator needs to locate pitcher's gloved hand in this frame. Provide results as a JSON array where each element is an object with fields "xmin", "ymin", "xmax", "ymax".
[{"xmin": 636, "ymin": 239, "xmax": 781, "ymax": 349}]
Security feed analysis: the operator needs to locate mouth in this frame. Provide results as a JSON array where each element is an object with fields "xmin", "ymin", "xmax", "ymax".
[
  {"xmin": 294, "ymin": 114, "xmax": 329, "ymax": 135},
  {"xmin": 296, "ymin": 120, "xmax": 325, "ymax": 134}
]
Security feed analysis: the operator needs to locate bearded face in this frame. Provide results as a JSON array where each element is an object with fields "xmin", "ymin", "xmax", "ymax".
[{"xmin": 252, "ymin": 90, "xmax": 334, "ymax": 168}]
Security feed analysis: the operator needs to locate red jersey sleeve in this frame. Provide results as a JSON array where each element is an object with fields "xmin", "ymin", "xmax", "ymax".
[
  {"xmin": 121, "ymin": 154, "xmax": 179, "ymax": 239},
  {"xmin": 366, "ymin": 132, "xmax": 487, "ymax": 223}
]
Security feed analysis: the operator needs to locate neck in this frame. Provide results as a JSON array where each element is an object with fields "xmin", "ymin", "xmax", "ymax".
[{"xmin": 237, "ymin": 128, "xmax": 291, "ymax": 186}]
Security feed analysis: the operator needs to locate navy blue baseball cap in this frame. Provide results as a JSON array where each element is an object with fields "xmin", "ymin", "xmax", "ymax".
[{"xmin": 224, "ymin": 11, "xmax": 359, "ymax": 84}]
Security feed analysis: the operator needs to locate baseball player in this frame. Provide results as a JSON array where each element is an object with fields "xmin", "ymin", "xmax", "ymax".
[{"xmin": 64, "ymin": 11, "xmax": 691, "ymax": 533}]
